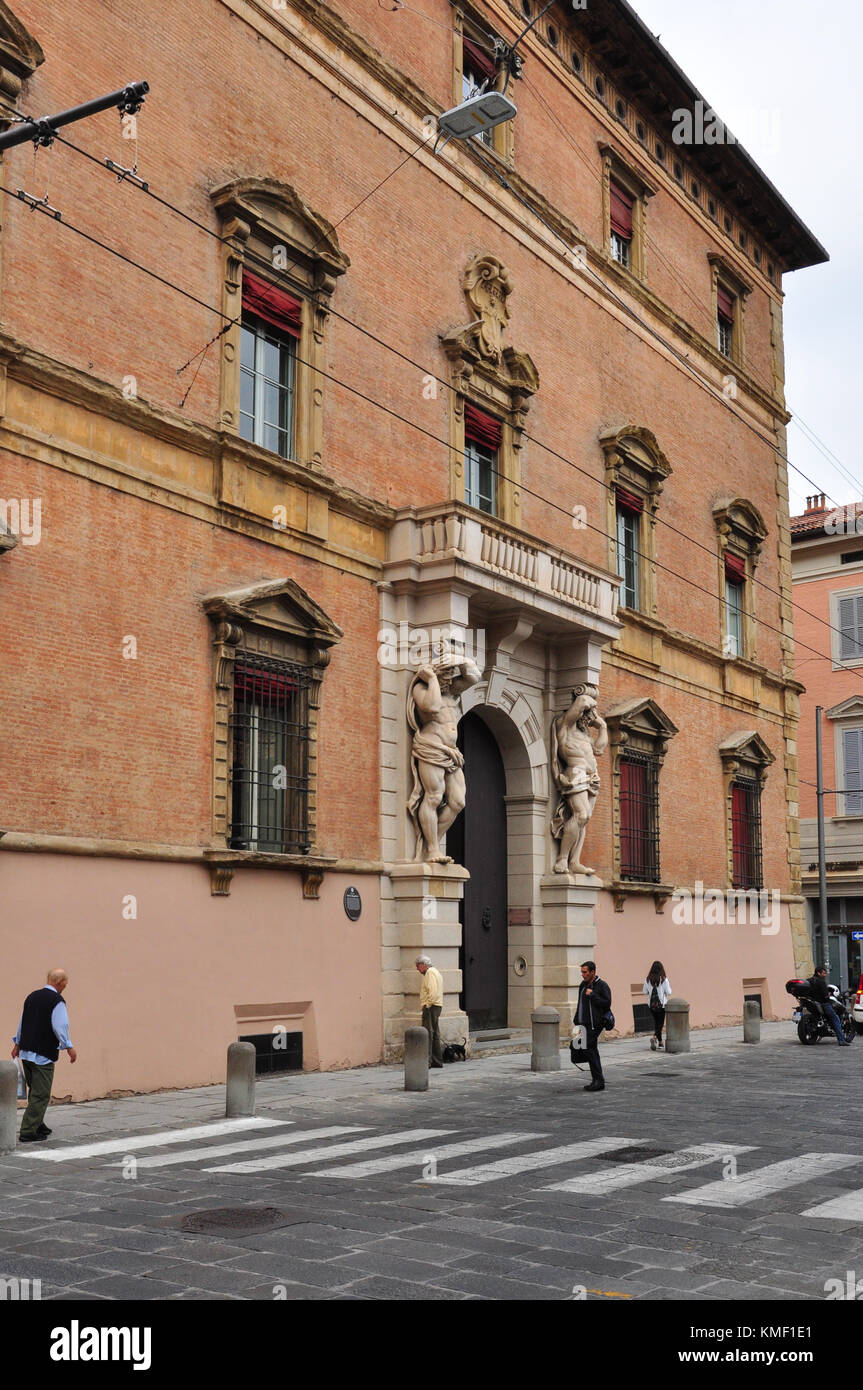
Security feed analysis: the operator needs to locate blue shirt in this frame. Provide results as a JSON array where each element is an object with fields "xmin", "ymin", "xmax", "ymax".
[{"xmin": 13, "ymin": 986, "xmax": 73, "ymax": 1065}]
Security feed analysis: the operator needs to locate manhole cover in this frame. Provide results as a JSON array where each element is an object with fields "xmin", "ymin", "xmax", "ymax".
[
  {"xmin": 598, "ymin": 1146, "xmax": 674, "ymax": 1164},
  {"xmin": 179, "ymin": 1206, "xmax": 292, "ymax": 1236}
]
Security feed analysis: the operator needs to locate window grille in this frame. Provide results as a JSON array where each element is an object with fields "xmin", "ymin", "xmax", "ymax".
[
  {"xmin": 620, "ymin": 752, "xmax": 660, "ymax": 882},
  {"xmin": 731, "ymin": 776, "xmax": 763, "ymax": 890},
  {"xmin": 230, "ymin": 654, "xmax": 311, "ymax": 854}
]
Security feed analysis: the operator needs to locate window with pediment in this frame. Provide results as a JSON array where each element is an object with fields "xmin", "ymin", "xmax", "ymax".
[
  {"xmin": 713, "ymin": 498, "xmax": 767, "ymax": 662},
  {"xmin": 211, "ymin": 179, "xmax": 349, "ymax": 472},
  {"xmin": 600, "ymin": 426, "xmax": 671, "ymax": 618}
]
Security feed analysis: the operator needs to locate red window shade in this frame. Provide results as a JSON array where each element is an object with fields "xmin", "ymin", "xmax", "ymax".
[
  {"xmin": 610, "ymin": 181, "xmax": 634, "ymax": 239},
  {"xmin": 234, "ymin": 667, "xmax": 297, "ymax": 702},
  {"xmin": 717, "ymin": 284, "xmax": 735, "ymax": 322},
  {"xmin": 464, "ymin": 403, "xmax": 502, "ymax": 451},
  {"xmin": 616, "ymin": 485, "xmax": 644, "ymax": 516},
  {"xmin": 462, "ymin": 37, "xmax": 497, "ymax": 83},
  {"xmin": 724, "ymin": 551, "xmax": 746, "ymax": 582},
  {"xmin": 242, "ymin": 271, "xmax": 302, "ymax": 338}
]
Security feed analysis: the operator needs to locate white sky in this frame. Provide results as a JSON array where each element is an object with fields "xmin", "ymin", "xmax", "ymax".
[{"xmin": 628, "ymin": 0, "xmax": 860, "ymax": 516}]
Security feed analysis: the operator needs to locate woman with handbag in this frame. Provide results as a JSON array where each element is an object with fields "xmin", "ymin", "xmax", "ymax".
[{"xmin": 644, "ymin": 960, "xmax": 672, "ymax": 1051}]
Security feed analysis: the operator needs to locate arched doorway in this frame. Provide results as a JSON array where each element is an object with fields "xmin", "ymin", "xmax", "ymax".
[{"xmin": 447, "ymin": 709, "xmax": 508, "ymax": 1031}]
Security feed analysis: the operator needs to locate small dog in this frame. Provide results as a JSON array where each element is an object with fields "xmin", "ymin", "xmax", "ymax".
[{"xmin": 442, "ymin": 1038, "xmax": 467, "ymax": 1063}]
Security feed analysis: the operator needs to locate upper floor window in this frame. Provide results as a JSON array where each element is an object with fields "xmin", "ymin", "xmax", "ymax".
[
  {"xmin": 211, "ymin": 178, "xmax": 349, "ymax": 472},
  {"xmin": 615, "ymin": 487, "xmax": 642, "ymax": 609},
  {"xmin": 841, "ymin": 727, "xmax": 863, "ymax": 816},
  {"xmin": 464, "ymin": 404, "xmax": 500, "ymax": 514},
  {"xmin": 455, "ymin": 24, "xmax": 511, "ymax": 159},
  {"xmin": 599, "ymin": 145, "xmax": 656, "ymax": 281},
  {"xmin": 717, "ymin": 282, "xmax": 736, "ymax": 358},
  {"xmin": 723, "ymin": 550, "xmax": 746, "ymax": 657},
  {"xmin": 837, "ymin": 593, "xmax": 863, "ymax": 662},
  {"xmin": 610, "ymin": 181, "xmax": 634, "ymax": 268},
  {"xmin": 239, "ymin": 273, "xmax": 301, "ymax": 459}
]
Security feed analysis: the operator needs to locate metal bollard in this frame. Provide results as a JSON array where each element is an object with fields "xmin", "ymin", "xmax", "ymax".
[
  {"xmin": 0, "ymin": 1061, "xmax": 18, "ymax": 1155},
  {"xmin": 531, "ymin": 1006, "xmax": 561, "ymax": 1072},
  {"xmin": 404, "ymin": 1026, "xmax": 429, "ymax": 1092},
  {"xmin": 664, "ymin": 997, "xmax": 691, "ymax": 1054},
  {"xmin": 743, "ymin": 999, "xmax": 761, "ymax": 1044},
  {"xmin": 225, "ymin": 1041, "xmax": 256, "ymax": 1118}
]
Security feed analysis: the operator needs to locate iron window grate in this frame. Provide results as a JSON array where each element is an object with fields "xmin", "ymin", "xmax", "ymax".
[
  {"xmin": 230, "ymin": 654, "xmax": 312, "ymax": 854},
  {"xmin": 620, "ymin": 751, "xmax": 661, "ymax": 883},
  {"xmin": 732, "ymin": 776, "xmax": 763, "ymax": 890}
]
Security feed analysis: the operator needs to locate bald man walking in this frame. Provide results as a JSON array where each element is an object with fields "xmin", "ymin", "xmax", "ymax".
[{"xmin": 11, "ymin": 969, "xmax": 77, "ymax": 1144}]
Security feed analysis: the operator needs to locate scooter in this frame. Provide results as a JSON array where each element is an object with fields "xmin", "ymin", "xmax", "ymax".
[{"xmin": 786, "ymin": 979, "xmax": 856, "ymax": 1045}]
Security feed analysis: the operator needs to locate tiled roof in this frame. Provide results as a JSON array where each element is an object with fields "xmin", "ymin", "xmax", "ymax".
[{"xmin": 791, "ymin": 503, "xmax": 863, "ymax": 539}]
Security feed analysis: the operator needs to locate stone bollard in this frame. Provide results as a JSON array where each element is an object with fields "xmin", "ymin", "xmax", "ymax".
[
  {"xmin": 404, "ymin": 1027, "xmax": 429, "ymax": 1092},
  {"xmin": 743, "ymin": 999, "xmax": 761, "ymax": 1044},
  {"xmin": 225, "ymin": 1041, "xmax": 256, "ymax": 1118},
  {"xmin": 664, "ymin": 997, "xmax": 691, "ymax": 1054},
  {"xmin": 0, "ymin": 1061, "xmax": 18, "ymax": 1155},
  {"xmin": 531, "ymin": 1006, "xmax": 561, "ymax": 1072}
]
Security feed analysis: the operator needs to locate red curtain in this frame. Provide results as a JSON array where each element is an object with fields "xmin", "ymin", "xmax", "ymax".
[
  {"xmin": 616, "ymin": 485, "xmax": 644, "ymax": 515},
  {"xmin": 610, "ymin": 182, "xmax": 634, "ymax": 239},
  {"xmin": 465, "ymin": 403, "xmax": 502, "ymax": 450},
  {"xmin": 724, "ymin": 550, "xmax": 746, "ymax": 582},
  {"xmin": 462, "ymin": 37, "xmax": 496, "ymax": 83},
  {"xmin": 242, "ymin": 271, "xmax": 302, "ymax": 338},
  {"xmin": 717, "ymin": 285, "xmax": 735, "ymax": 322}
]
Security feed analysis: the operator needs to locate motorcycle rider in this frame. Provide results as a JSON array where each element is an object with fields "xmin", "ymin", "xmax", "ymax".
[{"xmin": 809, "ymin": 965, "xmax": 850, "ymax": 1046}]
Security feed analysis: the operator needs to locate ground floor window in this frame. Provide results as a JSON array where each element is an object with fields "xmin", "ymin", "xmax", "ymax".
[{"xmin": 230, "ymin": 654, "xmax": 312, "ymax": 853}]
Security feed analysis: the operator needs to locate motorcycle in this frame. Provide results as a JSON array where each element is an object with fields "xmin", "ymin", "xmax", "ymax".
[{"xmin": 785, "ymin": 979, "xmax": 856, "ymax": 1045}]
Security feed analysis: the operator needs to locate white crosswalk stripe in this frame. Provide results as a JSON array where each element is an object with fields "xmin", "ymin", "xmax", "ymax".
[
  {"xmin": 800, "ymin": 1190, "xmax": 863, "ymax": 1221},
  {"xmin": 428, "ymin": 1136, "xmax": 642, "ymax": 1186},
  {"xmin": 308, "ymin": 1131, "xmax": 547, "ymax": 1179},
  {"xmin": 110, "ymin": 1125, "xmax": 367, "ymax": 1169},
  {"xmin": 13, "ymin": 1117, "xmax": 286, "ymax": 1162},
  {"xmin": 206, "ymin": 1128, "xmax": 453, "ymax": 1174},
  {"xmin": 544, "ymin": 1143, "xmax": 756, "ymax": 1195},
  {"xmin": 665, "ymin": 1152, "xmax": 863, "ymax": 1208}
]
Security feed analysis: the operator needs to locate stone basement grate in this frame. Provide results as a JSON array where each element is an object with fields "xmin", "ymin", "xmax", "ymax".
[{"xmin": 178, "ymin": 1207, "xmax": 299, "ymax": 1236}]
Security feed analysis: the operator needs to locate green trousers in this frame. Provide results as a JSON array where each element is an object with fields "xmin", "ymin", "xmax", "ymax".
[
  {"xmin": 20, "ymin": 1060, "xmax": 55, "ymax": 1139},
  {"xmin": 421, "ymin": 1005, "xmax": 444, "ymax": 1066}
]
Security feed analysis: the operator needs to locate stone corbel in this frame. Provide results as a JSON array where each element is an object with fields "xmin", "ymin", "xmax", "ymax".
[
  {"xmin": 301, "ymin": 867, "xmax": 324, "ymax": 900},
  {"xmin": 0, "ymin": 8, "xmax": 44, "ymax": 124},
  {"xmin": 209, "ymin": 864, "xmax": 235, "ymax": 897},
  {"xmin": 612, "ymin": 891, "xmax": 626, "ymax": 913}
]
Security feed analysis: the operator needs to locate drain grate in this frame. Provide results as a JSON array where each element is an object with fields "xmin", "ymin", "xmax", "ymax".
[
  {"xmin": 179, "ymin": 1206, "xmax": 294, "ymax": 1236},
  {"xmin": 598, "ymin": 1146, "xmax": 674, "ymax": 1165}
]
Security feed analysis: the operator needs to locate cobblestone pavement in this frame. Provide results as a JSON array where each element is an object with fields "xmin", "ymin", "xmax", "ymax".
[{"xmin": 2, "ymin": 1023, "xmax": 862, "ymax": 1301}]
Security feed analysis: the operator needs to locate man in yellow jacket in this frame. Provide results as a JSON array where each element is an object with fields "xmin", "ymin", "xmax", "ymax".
[{"xmin": 416, "ymin": 955, "xmax": 444, "ymax": 1068}]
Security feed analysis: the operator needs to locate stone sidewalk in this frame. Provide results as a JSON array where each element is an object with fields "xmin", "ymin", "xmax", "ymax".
[{"xmin": 20, "ymin": 1021, "xmax": 790, "ymax": 1142}]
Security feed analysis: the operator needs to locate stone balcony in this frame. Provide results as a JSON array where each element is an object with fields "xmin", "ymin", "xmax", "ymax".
[{"xmin": 384, "ymin": 502, "xmax": 622, "ymax": 642}]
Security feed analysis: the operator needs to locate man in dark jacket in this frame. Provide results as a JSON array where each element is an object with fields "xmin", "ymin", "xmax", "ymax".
[
  {"xmin": 11, "ymin": 968, "xmax": 77, "ymax": 1142},
  {"xmin": 575, "ymin": 960, "xmax": 611, "ymax": 1091},
  {"xmin": 808, "ymin": 965, "xmax": 850, "ymax": 1046}
]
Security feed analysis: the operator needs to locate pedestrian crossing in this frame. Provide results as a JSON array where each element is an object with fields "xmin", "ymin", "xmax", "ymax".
[{"xmin": 12, "ymin": 1120, "xmax": 863, "ymax": 1221}]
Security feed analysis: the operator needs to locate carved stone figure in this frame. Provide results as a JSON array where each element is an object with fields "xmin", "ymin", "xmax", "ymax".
[
  {"xmin": 462, "ymin": 254, "xmax": 513, "ymax": 363},
  {"xmin": 407, "ymin": 648, "xmax": 481, "ymax": 863},
  {"xmin": 550, "ymin": 685, "xmax": 608, "ymax": 875}
]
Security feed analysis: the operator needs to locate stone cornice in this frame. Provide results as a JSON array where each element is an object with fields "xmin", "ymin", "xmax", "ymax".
[
  {"xmin": 611, "ymin": 606, "xmax": 802, "ymax": 698},
  {"xmin": 217, "ymin": 0, "xmax": 789, "ymax": 422},
  {"xmin": 0, "ymin": 829, "xmax": 382, "ymax": 873},
  {"xmin": 0, "ymin": 333, "xmax": 395, "ymax": 533}
]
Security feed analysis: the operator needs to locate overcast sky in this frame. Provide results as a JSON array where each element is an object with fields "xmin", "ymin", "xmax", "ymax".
[{"xmin": 629, "ymin": 0, "xmax": 860, "ymax": 517}]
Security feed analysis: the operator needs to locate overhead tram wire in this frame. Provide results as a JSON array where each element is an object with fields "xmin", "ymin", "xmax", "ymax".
[
  {"xmin": 8, "ymin": 98, "xmax": 855, "ymax": 635},
  {"xmin": 0, "ymin": 142, "xmax": 858, "ymax": 676},
  {"xmin": 3, "ymin": 172, "xmax": 863, "ymax": 707}
]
